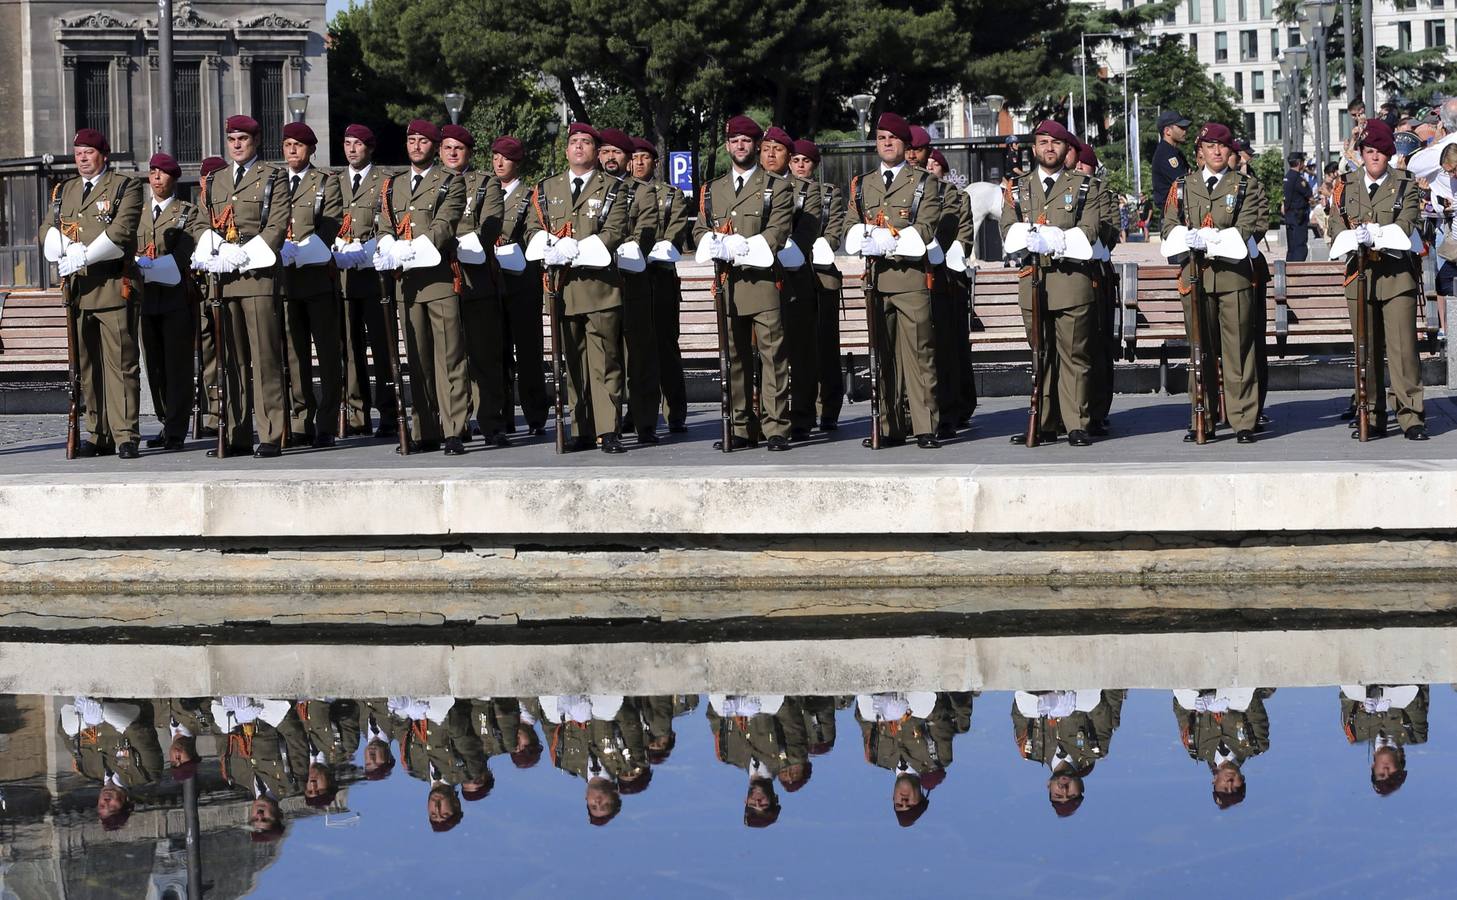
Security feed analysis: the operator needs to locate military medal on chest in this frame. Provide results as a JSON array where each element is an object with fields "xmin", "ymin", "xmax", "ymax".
[
  {"xmin": 1225, "ymin": 194, "xmax": 1235, "ymax": 210},
  {"xmin": 1063, "ymin": 191, "xmax": 1074, "ymax": 211}
]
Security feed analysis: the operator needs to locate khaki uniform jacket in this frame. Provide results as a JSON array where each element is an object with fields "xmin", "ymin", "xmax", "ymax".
[
  {"xmin": 811, "ymin": 181, "xmax": 849, "ymax": 291},
  {"xmin": 221, "ymin": 712, "xmax": 309, "ymax": 799},
  {"xmin": 401, "ymin": 702, "xmax": 488, "ymax": 785},
  {"xmin": 1095, "ymin": 177, "xmax": 1121, "ymax": 250},
  {"xmin": 469, "ymin": 697, "xmax": 522, "ymax": 758},
  {"xmin": 1329, "ymin": 169, "xmax": 1421, "ymax": 301},
  {"xmin": 1342, "ymin": 686, "xmax": 1429, "ymax": 746},
  {"xmin": 281, "ymin": 167, "xmax": 344, "ymax": 299},
  {"xmin": 635, "ymin": 694, "xmax": 697, "ymax": 742},
  {"xmin": 494, "ymin": 178, "xmax": 541, "ymax": 295},
  {"xmin": 1175, "ymin": 695, "xmax": 1271, "ymax": 769},
  {"xmin": 39, "ymin": 169, "xmax": 144, "ymax": 310},
  {"xmin": 849, "ymin": 165, "xmax": 943, "ymax": 295},
  {"xmin": 138, "ymin": 197, "xmax": 199, "ymax": 316},
  {"xmin": 296, "ymin": 699, "xmax": 361, "ymax": 766},
  {"xmin": 1000, "ymin": 169, "xmax": 1102, "ymax": 311},
  {"xmin": 646, "ymin": 180, "xmax": 694, "ymax": 250},
  {"xmin": 357, "ymin": 698, "xmax": 405, "ymax": 744},
  {"xmin": 706, "ymin": 699, "xmax": 809, "ymax": 774},
  {"xmin": 337, "ymin": 164, "xmax": 391, "ymax": 300},
  {"xmin": 197, "ymin": 161, "xmax": 291, "ymax": 299},
  {"xmin": 1160, "ymin": 169, "xmax": 1268, "ymax": 293},
  {"xmin": 380, "ymin": 165, "xmax": 466, "ymax": 304},
  {"xmin": 456, "ymin": 170, "xmax": 505, "ymax": 301},
  {"xmin": 624, "ymin": 176, "xmax": 661, "ymax": 249},
  {"xmin": 545, "ymin": 702, "xmax": 648, "ymax": 780},
  {"xmin": 692, "ymin": 167, "xmax": 795, "ymax": 315},
  {"xmin": 856, "ymin": 696, "xmax": 956, "ymax": 776},
  {"xmin": 524, "ymin": 169, "xmax": 630, "ymax": 315},
  {"xmin": 797, "ymin": 695, "xmax": 838, "ymax": 751},
  {"xmin": 156, "ymin": 697, "xmax": 219, "ymax": 736},
  {"xmin": 1012, "ymin": 691, "xmax": 1125, "ymax": 771},
  {"xmin": 932, "ymin": 181, "xmax": 975, "ymax": 286},
  {"xmin": 68, "ymin": 707, "xmax": 164, "ymax": 789}
]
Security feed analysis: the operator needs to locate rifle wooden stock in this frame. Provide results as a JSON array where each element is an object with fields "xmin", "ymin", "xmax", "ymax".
[
  {"xmin": 378, "ymin": 270, "xmax": 410, "ymax": 456},
  {"xmin": 864, "ymin": 257, "xmax": 882, "ymax": 449},
  {"xmin": 711, "ymin": 260, "xmax": 733, "ymax": 452},
  {"xmin": 61, "ymin": 275, "xmax": 80, "ymax": 459},
  {"xmin": 191, "ymin": 280, "xmax": 205, "ymax": 440},
  {"xmin": 1024, "ymin": 254, "xmax": 1047, "ymax": 448},
  {"xmin": 1354, "ymin": 247, "xmax": 1371, "ymax": 442},
  {"xmin": 275, "ymin": 267, "xmax": 291, "ymax": 450},
  {"xmin": 545, "ymin": 266, "xmax": 566, "ymax": 454},
  {"xmin": 336, "ymin": 290, "xmax": 348, "ymax": 439},
  {"xmin": 1187, "ymin": 251, "xmax": 1209, "ymax": 445}
]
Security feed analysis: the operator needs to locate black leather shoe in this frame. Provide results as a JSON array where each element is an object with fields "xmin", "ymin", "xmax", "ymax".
[
  {"xmin": 312, "ymin": 434, "xmax": 336, "ymax": 449},
  {"xmin": 197, "ymin": 425, "xmax": 220, "ymax": 439},
  {"xmin": 766, "ymin": 435, "xmax": 791, "ymax": 451},
  {"xmin": 207, "ymin": 444, "xmax": 248, "ymax": 458},
  {"xmin": 1236, "ymin": 430, "xmax": 1256, "ymax": 444},
  {"xmin": 1067, "ymin": 430, "xmax": 1091, "ymax": 447},
  {"xmin": 145, "ymin": 434, "xmax": 168, "ymax": 449},
  {"xmin": 916, "ymin": 434, "xmax": 942, "ymax": 449},
  {"xmin": 1087, "ymin": 421, "xmax": 1109, "ymax": 437},
  {"xmin": 117, "ymin": 442, "xmax": 139, "ymax": 460},
  {"xmin": 636, "ymin": 429, "xmax": 660, "ymax": 445},
  {"xmin": 934, "ymin": 423, "xmax": 956, "ymax": 440},
  {"xmin": 443, "ymin": 437, "xmax": 466, "ymax": 455},
  {"xmin": 668, "ymin": 423, "xmax": 689, "ymax": 434},
  {"xmin": 74, "ymin": 440, "xmax": 99, "ymax": 458},
  {"xmin": 1010, "ymin": 432, "xmax": 1056, "ymax": 445},
  {"xmin": 1183, "ymin": 430, "xmax": 1198, "ymax": 443},
  {"xmin": 819, "ymin": 420, "xmax": 839, "ymax": 432},
  {"xmin": 344, "ymin": 424, "xmax": 373, "ymax": 437},
  {"xmin": 488, "ymin": 432, "xmax": 511, "ymax": 448},
  {"xmin": 863, "ymin": 435, "xmax": 907, "ymax": 448},
  {"xmin": 253, "ymin": 442, "xmax": 281, "ymax": 458},
  {"xmin": 571, "ymin": 436, "xmax": 596, "ymax": 452},
  {"xmin": 712, "ymin": 436, "xmax": 756, "ymax": 450},
  {"xmin": 1257, "ymin": 414, "xmax": 1271, "ymax": 426},
  {"xmin": 600, "ymin": 433, "xmax": 627, "ymax": 454},
  {"xmin": 1405, "ymin": 424, "xmax": 1430, "ymax": 441},
  {"xmin": 789, "ymin": 426, "xmax": 812, "ymax": 442},
  {"xmin": 163, "ymin": 437, "xmax": 185, "ymax": 451},
  {"xmin": 415, "ymin": 439, "xmax": 441, "ymax": 453},
  {"xmin": 374, "ymin": 423, "xmax": 399, "ymax": 439}
]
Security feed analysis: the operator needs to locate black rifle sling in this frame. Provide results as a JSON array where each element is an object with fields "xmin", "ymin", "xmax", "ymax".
[{"xmin": 907, "ymin": 171, "xmax": 928, "ymax": 224}]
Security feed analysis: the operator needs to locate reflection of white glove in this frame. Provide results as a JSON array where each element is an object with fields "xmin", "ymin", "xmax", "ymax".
[
  {"xmin": 555, "ymin": 236, "xmax": 580, "ymax": 261},
  {"xmin": 1193, "ymin": 691, "xmax": 1230, "ymax": 714},
  {"xmin": 1362, "ymin": 696, "xmax": 1392, "ymax": 713},
  {"xmin": 1025, "ymin": 230, "xmax": 1050, "ymax": 254},
  {"xmin": 709, "ymin": 234, "xmax": 734, "ymax": 262},
  {"xmin": 281, "ymin": 240, "xmax": 299, "ymax": 265},
  {"xmin": 1035, "ymin": 691, "xmax": 1077, "ymax": 719},
  {"xmin": 220, "ymin": 244, "xmax": 249, "ymax": 268},
  {"xmin": 871, "ymin": 230, "xmax": 899, "ymax": 256},
  {"xmin": 874, "ymin": 694, "xmax": 909, "ymax": 721},
  {"xmin": 1185, "ymin": 229, "xmax": 1207, "ymax": 252},
  {"xmin": 1356, "ymin": 223, "xmax": 1376, "ymax": 247},
  {"xmin": 134, "ymin": 255, "xmax": 154, "ymax": 270},
  {"xmin": 724, "ymin": 234, "xmax": 750, "ymax": 259},
  {"xmin": 371, "ymin": 247, "xmax": 397, "ymax": 271}
]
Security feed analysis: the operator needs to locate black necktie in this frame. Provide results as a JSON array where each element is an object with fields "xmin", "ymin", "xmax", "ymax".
[
  {"xmin": 884, "ymin": 170, "xmax": 895, "ymax": 192},
  {"xmin": 1368, "ymin": 182, "xmax": 1380, "ymax": 200},
  {"xmin": 80, "ymin": 181, "xmax": 93, "ymax": 203},
  {"xmin": 572, "ymin": 177, "xmax": 584, "ymax": 202},
  {"xmin": 152, "ymin": 204, "xmax": 161, "ymax": 221},
  {"xmin": 411, "ymin": 174, "xmax": 422, "ymax": 194},
  {"xmin": 1206, "ymin": 176, "xmax": 1218, "ymax": 193},
  {"xmin": 352, "ymin": 173, "xmax": 362, "ymax": 193},
  {"xmin": 735, "ymin": 175, "xmax": 744, "ymax": 194},
  {"xmin": 1042, "ymin": 176, "xmax": 1055, "ymax": 197},
  {"xmin": 290, "ymin": 174, "xmax": 301, "ymax": 195},
  {"xmin": 235, "ymin": 164, "xmax": 246, "ymax": 183}
]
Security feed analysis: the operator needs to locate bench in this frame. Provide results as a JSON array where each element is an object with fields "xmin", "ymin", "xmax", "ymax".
[{"xmin": 0, "ymin": 288, "xmax": 67, "ymax": 373}]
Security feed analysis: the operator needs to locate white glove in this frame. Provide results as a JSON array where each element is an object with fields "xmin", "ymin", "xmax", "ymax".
[
  {"xmin": 1356, "ymin": 223, "xmax": 1376, "ymax": 247},
  {"xmin": 709, "ymin": 234, "xmax": 734, "ymax": 262},
  {"xmin": 1041, "ymin": 227, "xmax": 1067, "ymax": 254},
  {"xmin": 58, "ymin": 242, "xmax": 86, "ymax": 276},
  {"xmin": 371, "ymin": 246, "xmax": 397, "ymax": 271},
  {"xmin": 554, "ymin": 236, "xmax": 580, "ymax": 261},
  {"xmin": 859, "ymin": 236, "xmax": 885, "ymax": 257},
  {"xmin": 871, "ymin": 230, "xmax": 899, "ymax": 256},
  {"xmin": 1035, "ymin": 691, "xmax": 1077, "ymax": 719},
  {"xmin": 210, "ymin": 253, "xmax": 240, "ymax": 275},
  {"xmin": 1184, "ymin": 229, "xmax": 1208, "ymax": 252},
  {"xmin": 392, "ymin": 241, "xmax": 417, "ymax": 265},
  {"xmin": 220, "ymin": 243, "xmax": 250, "ymax": 268},
  {"xmin": 1025, "ymin": 230, "xmax": 1050, "ymax": 254},
  {"xmin": 281, "ymin": 240, "xmax": 299, "ymax": 265},
  {"xmin": 542, "ymin": 244, "xmax": 567, "ymax": 267},
  {"xmin": 724, "ymin": 234, "xmax": 750, "ymax": 259},
  {"xmin": 134, "ymin": 255, "xmax": 154, "ymax": 270},
  {"xmin": 1193, "ymin": 692, "xmax": 1230, "ymax": 714},
  {"xmin": 874, "ymin": 694, "xmax": 909, "ymax": 721}
]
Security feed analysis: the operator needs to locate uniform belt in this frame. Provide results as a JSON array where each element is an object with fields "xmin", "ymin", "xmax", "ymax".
[{"xmin": 76, "ymin": 260, "xmax": 125, "ymax": 278}]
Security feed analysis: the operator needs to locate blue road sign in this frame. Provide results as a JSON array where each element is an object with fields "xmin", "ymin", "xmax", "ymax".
[{"xmin": 669, "ymin": 152, "xmax": 694, "ymax": 192}]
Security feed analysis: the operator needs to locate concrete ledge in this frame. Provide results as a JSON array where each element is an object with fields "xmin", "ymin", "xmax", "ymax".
[
  {"xmin": 1, "ymin": 627, "xmax": 1452, "ymax": 696},
  {"xmin": 4, "ymin": 461, "xmax": 1457, "ymax": 541}
]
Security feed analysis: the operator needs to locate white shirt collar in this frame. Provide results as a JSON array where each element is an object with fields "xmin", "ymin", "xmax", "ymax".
[
  {"xmin": 234, "ymin": 156, "xmax": 258, "ymax": 176},
  {"xmin": 567, "ymin": 169, "xmax": 595, "ymax": 192},
  {"xmin": 502, "ymin": 177, "xmax": 521, "ymax": 198},
  {"xmin": 84, "ymin": 167, "xmax": 108, "ymax": 189},
  {"xmin": 347, "ymin": 163, "xmax": 372, "ymax": 180},
  {"xmin": 731, "ymin": 164, "xmax": 758, "ymax": 183},
  {"xmin": 287, "ymin": 163, "xmax": 312, "ymax": 179},
  {"xmin": 151, "ymin": 194, "xmax": 175, "ymax": 214},
  {"xmin": 410, "ymin": 164, "xmax": 433, "ymax": 180},
  {"xmin": 1201, "ymin": 167, "xmax": 1228, "ymax": 185},
  {"xmin": 879, "ymin": 161, "xmax": 906, "ymax": 180},
  {"xmin": 1364, "ymin": 170, "xmax": 1390, "ymax": 190},
  {"xmin": 1036, "ymin": 165, "xmax": 1063, "ymax": 183}
]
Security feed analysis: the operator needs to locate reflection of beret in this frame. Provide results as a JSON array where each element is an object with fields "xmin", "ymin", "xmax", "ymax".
[
  {"xmin": 908, "ymin": 125, "xmax": 932, "ymax": 149},
  {"xmin": 597, "ymin": 127, "xmax": 634, "ymax": 154},
  {"xmin": 631, "ymin": 137, "xmax": 658, "ymax": 157},
  {"xmin": 617, "ymin": 767, "xmax": 654, "ymax": 795},
  {"xmin": 407, "ymin": 119, "xmax": 441, "ymax": 143},
  {"xmin": 304, "ymin": 785, "xmax": 338, "ymax": 808},
  {"xmin": 440, "ymin": 124, "xmax": 474, "ymax": 149},
  {"xmin": 148, "ymin": 153, "xmax": 182, "ymax": 178},
  {"xmin": 199, "ymin": 156, "xmax": 227, "ymax": 178},
  {"xmin": 1195, "ymin": 122, "xmax": 1236, "ymax": 150},
  {"xmin": 876, "ymin": 112, "xmax": 911, "ymax": 143},
  {"xmin": 344, "ymin": 123, "xmax": 376, "ymax": 146},
  {"xmin": 1213, "ymin": 785, "xmax": 1246, "ymax": 809},
  {"xmin": 725, "ymin": 115, "xmax": 763, "ymax": 141},
  {"xmin": 1033, "ymin": 120, "xmax": 1076, "ymax": 144},
  {"xmin": 225, "ymin": 115, "xmax": 260, "ymax": 136},
  {"xmin": 743, "ymin": 805, "xmax": 780, "ymax": 828},
  {"xmin": 895, "ymin": 796, "xmax": 929, "ymax": 827},
  {"xmin": 792, "ymin": 139, "xmax": 820, "ymax": 163},
  {"xmin": 762, "ymin": 126, "xmax": 794, "ymax": 148},
  {"xmin": 568, "ymin": 122, "xmax": 600, "ymax": 142},
  {"xmin": 1051, "ymin": 795, "xmax": 1085, "ymax": 817},
  {"xmin": 73, "ymin": 128, "xmax": 111, "ymax": 155},
  {"xmin": 1360, "ymin": 119, "xmax": 1398, "ymax": 157},
  {"xmin": 282, "ymin": 122, "xmax": 317, "ymax": 146},
  {"xmin": 491, "ymin": 136, "xmax": 524, "ymax": 161},
  {"xmin": 462, "ymin": 782, "xmax": 493, "ymax": 802},
  {"xmin": 169, "ymin": 757, "xmax": 198, "ymax": 782}
]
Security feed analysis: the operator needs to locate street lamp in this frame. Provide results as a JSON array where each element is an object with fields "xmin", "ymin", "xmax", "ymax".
[
  {"xmin": 443, "ymin": 91, "xmax": 465, "ymax": 126},
  {"xmin": 984, "ymin": 95, "xmax": 1005, "ymax": 137},
  {"xmin": 1281, "ymin": 46, "xmax": 1309, "ymax": 159},
  {"xmin": 1079, "ymin": 30, "xmax": 1134, "ymax": 142},
  {"xmin": 1300, "ymin": 0, "xmax": 1338, "ymax": 165},
  {"xmin": 850, "ymin": 93, "xmax": 874, "ymax": 138},
  {"xmin": 286, "ymin": 93, "xmax": 308, "ymax": 124}
]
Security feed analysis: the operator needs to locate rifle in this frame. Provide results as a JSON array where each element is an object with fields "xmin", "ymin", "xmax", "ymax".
[
  {"xmin": 544, "ymin": 264, "xmax": 567, "ymax": 454},
  {"xmin": 379, "ymin": 268, "xmax": 410, "ymax": 456},
  {"xmin": 1354, "ymin": 243, "xmax": 1371, "ymax": 442},
  {"xmin": 209, "ymin": 270, "xmax": 229, "ymax": 458},
  {"xmin": 52, "ymin": 186, "xmax": 81, "ymax": 459},
  {"xmin": 1024, "ymin": 250, "xmax": 1047, "ymax": 447},
  {"xmin": 711, "ymin": 257, "xmax": 733, "ymax": 451},
  {"xmin": 1187, "ymin": 249, "xmax": 1210, "ymax": 444},
  {"xmin": 864, "ymin": 255, "xmax": 882, "ymax": 449},
  {"xmin": 190, "ymin": 271, "xmax": 205, "ymax": 440},
  {"xmin": 276, "ymin": 268, "xmax": 291, "ymax": 449},
  {"xmin": 336, "ymin": 286, "xmax": 349, "ymax": 439}
]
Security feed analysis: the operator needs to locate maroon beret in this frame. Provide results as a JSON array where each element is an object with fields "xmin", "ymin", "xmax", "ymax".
[
  {"xmin": 440, "ymin": 124, "xmax": 474, "ymax": 149},
  {"xmin": 791, "ymin": 139, "xmax": 820, "ymax": 163},
  {"xmin": 908, "ymin": 125, "xmax": 932, "ymax": 149},
  {"xmin": 73, "ymin": 128, "xmax": 111, "ymax": 155},
  {"xmin": 407, "ymin": 119, "xmax": 440, "ymax": 143},
  {"xmin": 461, "ymin": 783, "xmax": 492, "ymax": 802},
  {"xmin": 282, "ymin": 122, "xmax": 317, "ymax": 147},
  {"xmin": 631, "ymin": 136, "xmax": 658, "ymax": 157},
  {"xmin": 1033, "ymin": 120, "xmax": 1076, "ymax": 144},
  {"xmin": 148, "ymin": 152, "xmax": 181, "ymax": 178},
  {"xmin": 224, "ymin": 115, "xmax": 259, "ymax": 136},
  {"xmin": 169, "ymin": 758, "xmax": 198, "ymax": 782},
  {"xmin": 762, "ymin": 126, "xmax": 794, "ymax": 148},
  {"xmin": 1077, "ymin": 143, "xmax": 1099, "ymax": 168},
  {"xmin": 491, "ymin": 135, "xmax": 524, "ymax": 161},
  {"xmin": 929, "ymin": 149, "xmax": 949, "ymax": 171},
  {"xmin": 1052, "ymin": 795, "xmax": 1085, "ymax": 818},
  {"xmin": 1360, "ymin": 119, "xmax": 1397, "ymax": 157},
  {"xmin": 597, "ymin": 127, "xmax": 634, "ymax": 154},
  {"xmin": 344, "ymin": 123, "xmax": 376, "ymax": 147},
  {"xmin": 876, "ymin": 112, "xmax": 912, "ymax": 143},
  {"xmin": 199, "ymin": 156, "xmax": 227, "ymax": 178},
  {"xmin": 725, "ymin": 115, "xmax": 763, "ymax": 141},
  {"xmin": 895, "ymin": 797, "xmax": 929, "ymax": 827},
  {"xmin": 1195, "ymin": 122, "xmax": 1237, "ymax": 150},
  {"xmin": 567, "ymin": 122, "xmax": 599, "ymax": 143}
]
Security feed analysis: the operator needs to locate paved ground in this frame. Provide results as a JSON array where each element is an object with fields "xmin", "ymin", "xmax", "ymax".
[{"xmin": 1, "ymin": 388, "xmax": 1453, "ymax": 474}]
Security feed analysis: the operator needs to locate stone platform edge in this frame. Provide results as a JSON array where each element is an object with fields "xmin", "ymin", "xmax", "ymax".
[{"xmin": 2, "ymin": 461, "xmax": 1457, "ymax": 540}]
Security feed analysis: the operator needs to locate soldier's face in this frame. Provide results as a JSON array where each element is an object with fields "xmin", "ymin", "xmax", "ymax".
[
  {"xmin": 226, "ymin": 131, "xmax": 258, "ymax": 163},
  {"xmin": 599, "ymin": 145, "xmax": 626, "ymax": 174},
  {"xmin": 149, "ymin": 169, "xmax": 177, "ymax": 201},
  {"xmin": 74, "ymin": 145, "xmax": 105, "ymax": 178},
  {"xmin": 407, "ymin": 134, "xmax": 436, "ymax": 167},
  {"xmin": 1372, "ymin": 747, "xmax": 1401, "ymax": 782},
  {"xmin": 493, "ymin": 153, "xmax": 520, "ymax": 181},
  {"xmin": 1362, "ymin": 146, "xmax": 1391, "ymax": 180},
  {"xmin": 427, "ymin": 789, "xmax": 458, "ymax": 823},
  {"xmin": 250, "ymin": 797, "xmax": 280, "ymax": 831},
  {"xmin": 282, "ymin": 137, "xmax": 313, "ymax": 171},
  {"xmin": 1075, "ymin": 162, "xmax": 1095, "ymax": 176},
  {"xmin": 789, "ymin": 154, "xmax": 816, "ymax": 179},
  {"xmin": 343, "ymin": 136, "xmax": 372, "ymax": 168},
  {"xmin": 1212, "ymin": 765, "xmax": 1244, "ymax": 795},
  {"xmin": 168, "ymin": 736, "xmax": 196, "ymax": 766},
  {"xmin": 364, "ymin": 740, "xmax": 392, "ymax": 776},
  {"xmin": 440, "ymin": 137, "xmax": 470, "ymax": 172},
  {"xmin": 586, "ymin": 785, "xmax": 617, "ymax": 818},
  {"xmin": 630, "ymin": 150, "xmax": 655, "ymax": 179},
  {"xmin": 726, "ymin": 135, "xmax": 756, "ymax": 168},
  {"xmin": 892, "ymin": 779, "xmax": 923, "ymax": 811},
  {"xmin": 1201, "ymin": 142, "xmax": 1231, "ymax": 172},
  {"xmin": 926, "ymin": 158, "xmax": 947, "ymax": 178},
  {"xmin": 1033, "ymin": 135, "xmax": 1066, "ymax": 169},
  {"xmin": 745, "ymin": 783, "xmax": 773, "ymax": 811},
  {"xmin": 760, "ymin": 140, "xmax": 790, "ymax": 174},
  {"xmin": 566, "ymin": 133, "xmax": 597, "ymax": 169},
  {"xmin": 905, "ymin": 146, "xmax": 928, "ymax": 167},
  {"xmin": 96, "ymin": 786, "xmax": 126, "ymax": 818},
  {"xmin": 876, "ymin": 130, "xmax": 907, "ymax": 166},
  {"xmin": 1048, "ymin": 775, "xmax": 1082, "ymax": 803},
  {"xmin": 305, "ymin": 764, "xmax": 334, "ymax": 800}
]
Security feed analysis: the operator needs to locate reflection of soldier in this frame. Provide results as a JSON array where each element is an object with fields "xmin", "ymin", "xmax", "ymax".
[
  {"xmin": 796, "ymin": 695, "xmax": 839, "ymax": 757},
  {"xmin": 534, "ymin": 695, "xmax": 651, "ymax": 826},
  {"xmin": 358, "ymin": 697, "xmax": 404, "ymax": 781},
  {"xmin": 60, "ymin": 696, "xmax": 164, "ymax": 831},
  {"xmin": 1172, "ymin": 688, "xmax": 1274, "ymax": 809},
  {"xmin": 295, "ymin": 699, "xmax": 360, "ymax": 809},
  {"xmin": 154, "ymin": 697, "xmax": 218, "ymax": 784},
  {"xmin": 633, "ymin": 694, "xmax": 698, "ymax": 763},
  {"xmin": 856, "ymin": 692, "xmax": 968, "ymax": 827},
  {"xmin": 391, "ymin": 696, "xmax": 489, "ymax": 832},
  {"xmin": 707, "ymin": 694, "xmax": 810, "ymax": 826},
  {"xmin": 212, "ymin": 696, "xmax": 309, "ymax": 842},
  {"xmin": 1011, "ymin": 689, "xmax": 1126, "ymax": 817},
  {"xmin": 1341, "ymin": 684, "xmax": 1429, "ymax": 796}
]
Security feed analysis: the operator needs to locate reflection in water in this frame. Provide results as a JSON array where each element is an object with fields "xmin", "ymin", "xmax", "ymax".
[{"xmin": 5, "ymin": 677, "xmax": 1457, "ymax": 895}]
